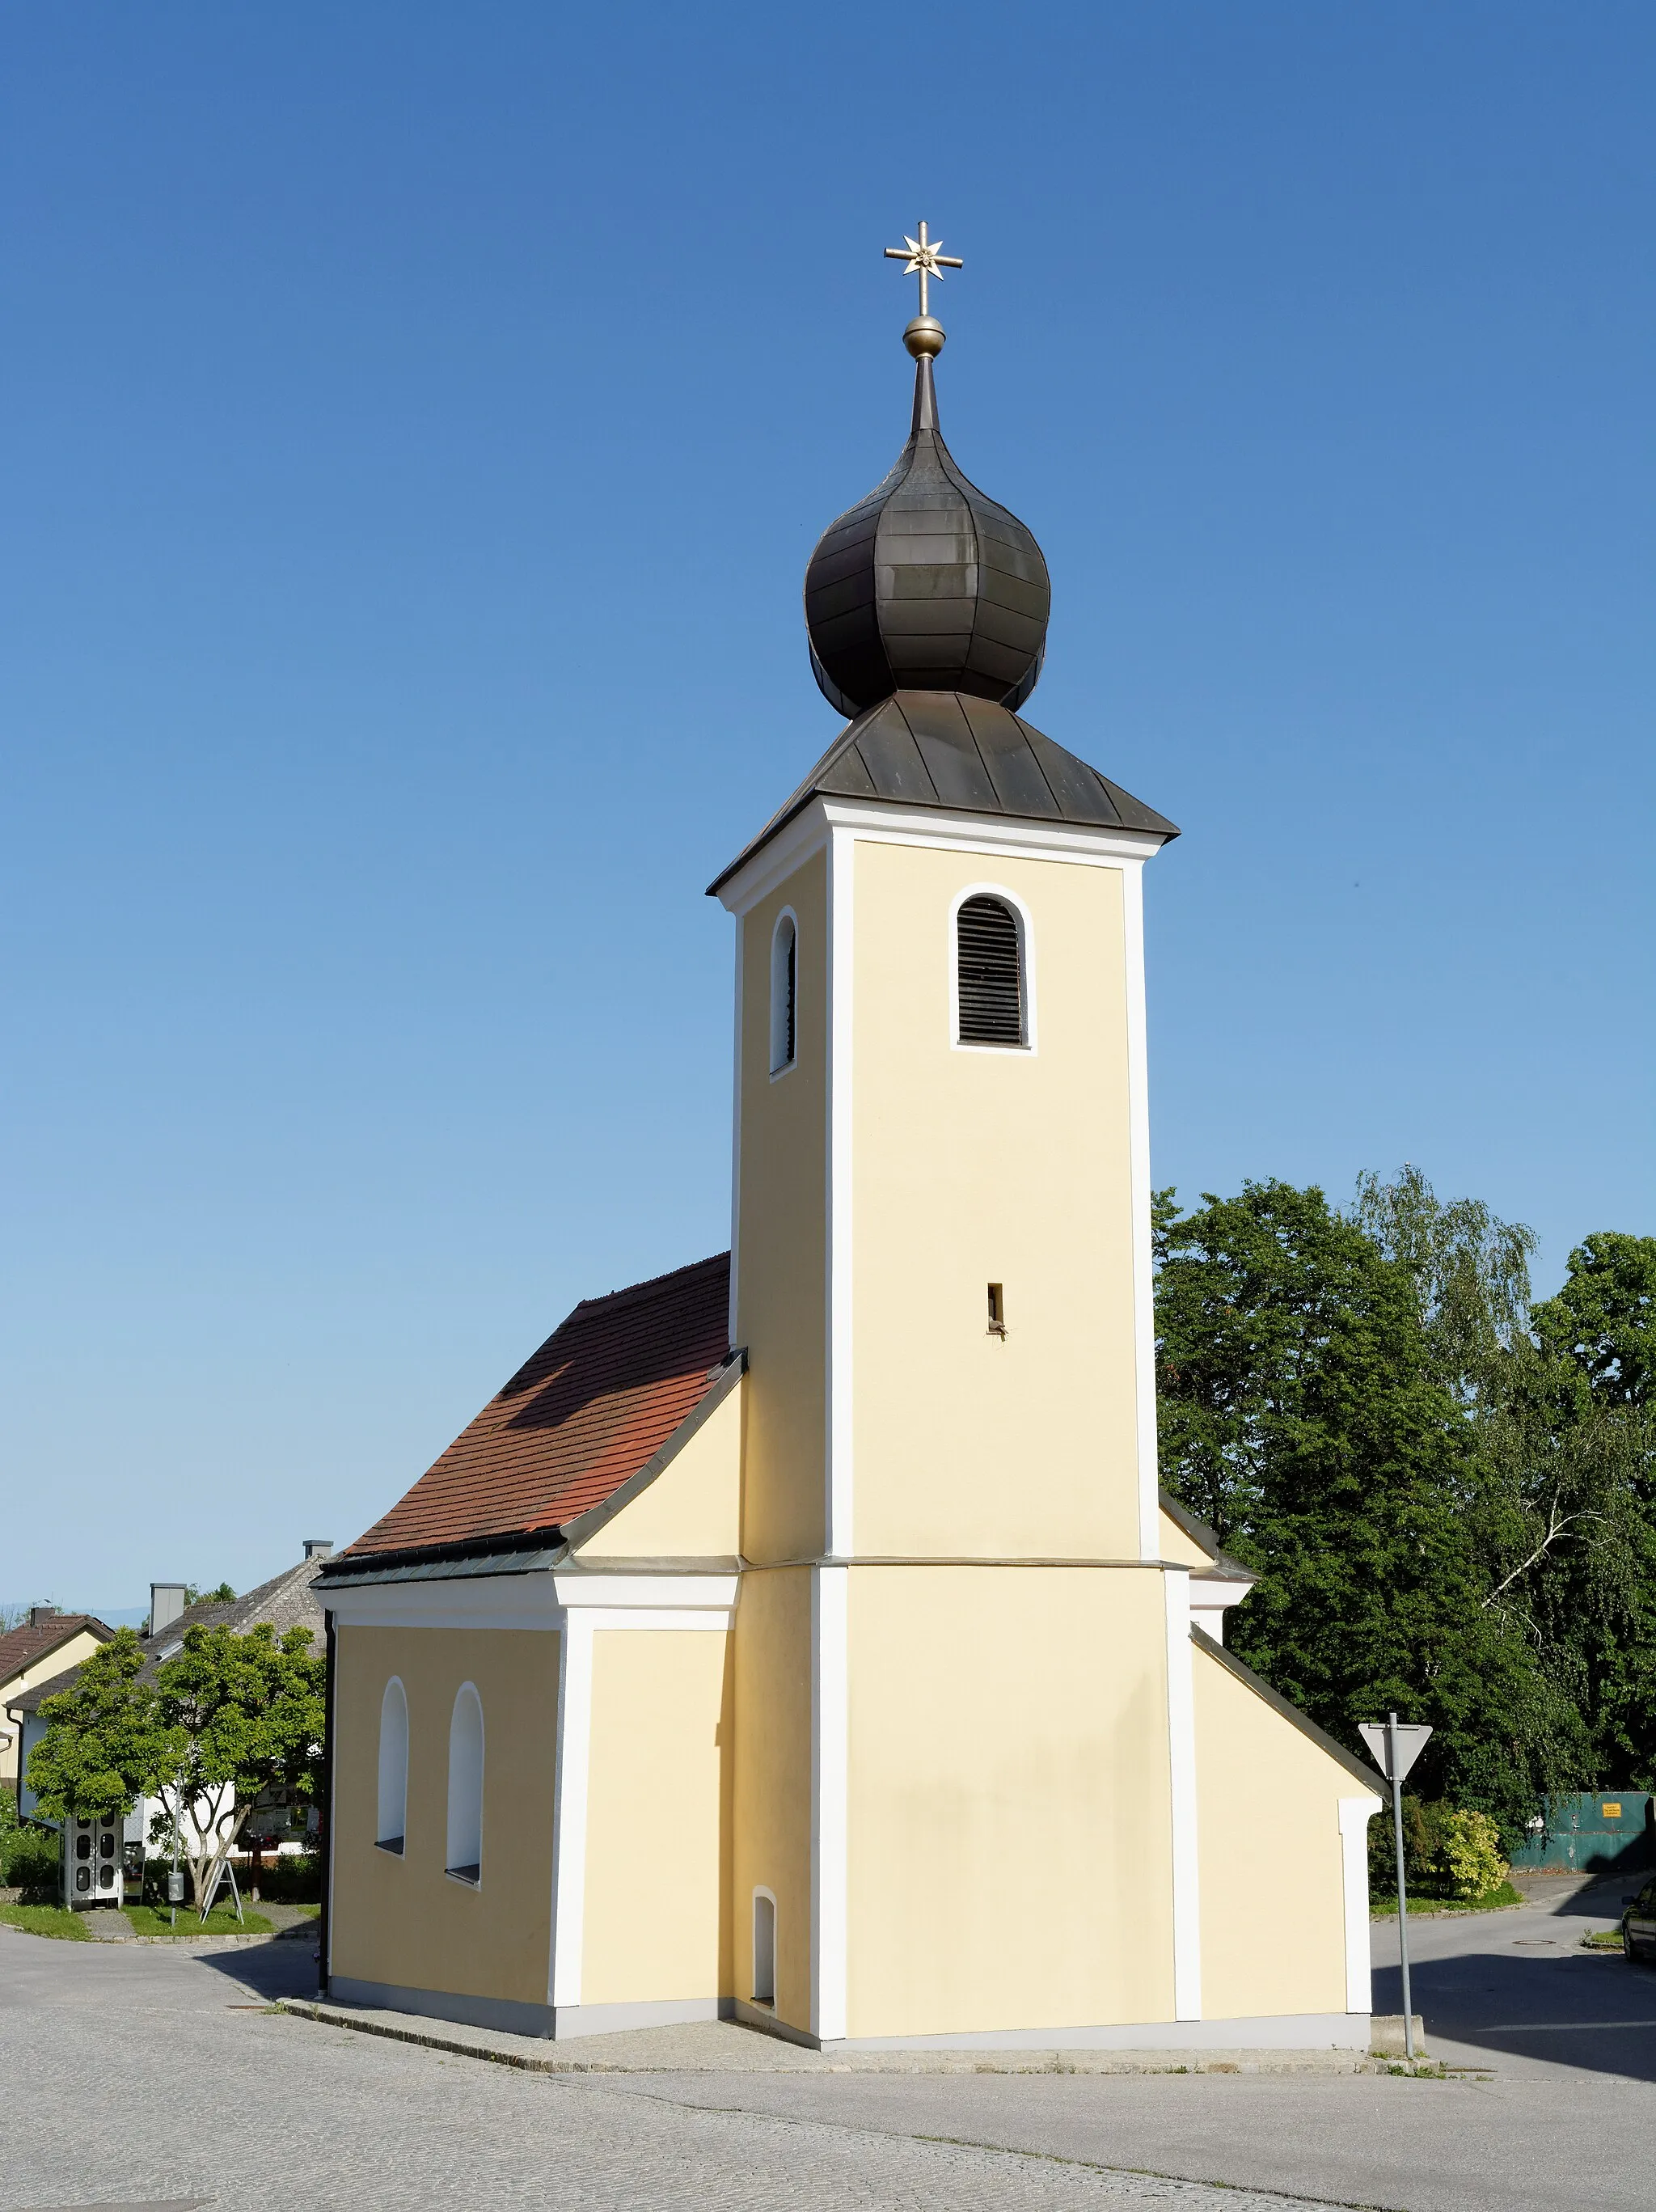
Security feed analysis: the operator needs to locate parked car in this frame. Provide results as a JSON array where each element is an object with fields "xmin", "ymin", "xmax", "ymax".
[{"xmin": 1620, "ymin": 1879, "xmax": 1656, "ymax": 1960}]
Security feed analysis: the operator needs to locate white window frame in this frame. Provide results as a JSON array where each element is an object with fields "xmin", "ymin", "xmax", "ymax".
[
  {"xmin": 445, "ymin": 1681, "xmax": 484, "ymax": 1887},
  {"xmin": 751, "ymin": 1884, "xmax": 777, "ymax": 2007},
  {"xmin": 375, "ymin": 1676, "xmax": 408, "ymax": 1855},
  {"xmin": 769, "ymin": 907, "xmax": 799, "ymax": 1079},
  {"xmin": 948, "ymin": 882, "xmax": 1037, "ymax": 1055}
]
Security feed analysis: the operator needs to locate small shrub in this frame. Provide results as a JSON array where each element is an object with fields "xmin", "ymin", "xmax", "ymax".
[
  {"xmin": 256, "ymin": 1850, "xmax": 321, "ymax": 1903},
  {"xmin": 1438, "ymin": 1808, "xmax": 1509, "ymax": 1901},
  {"xmin": 1, "ymin": 1827, "xmax": 62, "ymax": 1898}
]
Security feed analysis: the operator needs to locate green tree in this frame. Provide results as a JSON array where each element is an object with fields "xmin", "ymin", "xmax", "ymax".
[
  {"xmin": 1533, "ymin": 1233, "xmax": 1656, "ymax": 1408},
  {"xmin": 1155, "ymin": 1178, "xmax": 1588, "ymax": 1837},
  {"xmin": 27, "ymin": 1621, "xmax": 325, "ymax": 1911},
  {"xmin": 1531, "ymin": 1232, "xmax": 1656, "ymax": 1783},
  {"xmin": 153, "ymin": 1622, "xmax": 326, "ymax": 1910},
  {"xmin": 26, "ymin": 1630, "xmax": 172, "ymax": 1825}
]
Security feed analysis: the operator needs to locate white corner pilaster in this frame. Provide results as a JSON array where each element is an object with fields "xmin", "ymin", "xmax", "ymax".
[
  {"xmin": 812, "ymin": 1561, "xmax": 850, "ymax": 2044},
  {"xmin": 1122, "ymin": 858, "xmax": 1160, "ymax": 1562},
  {"xmin": 1163, "ymin": 1567, "xmax": 1202, "ymax": 2020},
  {"xmin": 1339, "ymin": 1795, "xmax": 1383, "ymax": 2014},
  {"xmin": 548, "ymin": 1611, "xmax": 594, "ymax": 2010},
  {"xmin": 728, "ymin": 895, "xmax": 744, "ymax": 1347}
]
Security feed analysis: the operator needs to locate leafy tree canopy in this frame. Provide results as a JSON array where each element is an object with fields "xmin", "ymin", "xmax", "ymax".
[
  {"xmin": 1533, "ymin": 1233, "xmax": 1656, "ymax": 1411},
  {"xmin": 26, "ymin": 1620, "xmax": 324, "ymax": 1910},
  {"xmin": 27, "ymin": 1630, "xmax": 175, "ymax": 1825},
  {"xmin": 1155, "ymin": 1176, "xmax": 1597, "ymax": 1837}
]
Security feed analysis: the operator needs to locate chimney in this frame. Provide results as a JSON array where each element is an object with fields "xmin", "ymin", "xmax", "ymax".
[
  {"xmin": 302, "ymin": 1538, "xmax": 334, "ymax": 1561},
  {"xmin": 28, "ymin": 1605, "xmax": 59, "ymax": 1629},
  {"xmin": 150, "ymin": 1583, "xmax": 188, "ymax": 1635}
]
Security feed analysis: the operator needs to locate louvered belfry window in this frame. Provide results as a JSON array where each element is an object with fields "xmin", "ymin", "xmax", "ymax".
[{"xmin": 957, "ymin": 895, "xmax": 1024, "ymax": 1046}]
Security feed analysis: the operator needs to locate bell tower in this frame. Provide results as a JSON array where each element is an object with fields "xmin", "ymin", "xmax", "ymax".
[{"xmin": 713, "ymin": 226, "xmax": 1191, "ymax": 2049}]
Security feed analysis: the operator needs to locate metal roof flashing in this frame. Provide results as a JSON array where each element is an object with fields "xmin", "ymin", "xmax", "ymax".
[{"xmin": 709, "ymin": 696, "xmax": 1177, "ymax": 905}]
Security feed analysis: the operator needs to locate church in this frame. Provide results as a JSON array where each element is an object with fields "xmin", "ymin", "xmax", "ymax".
[{"xmin": 317, "ymin": 228, "xmax": 1384, "ymax": 2052}]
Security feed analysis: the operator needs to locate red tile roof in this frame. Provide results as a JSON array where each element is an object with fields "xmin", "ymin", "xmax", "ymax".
[
  {"xmin": 342, "ymin": 1254, "xmax": 733, "ymax": 1562},
  {"xmin": 0, "ymin": 1614, "xmax": 112, "ymax": 1690}
]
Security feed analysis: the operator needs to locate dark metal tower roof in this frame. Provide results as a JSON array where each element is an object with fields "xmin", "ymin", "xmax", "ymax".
[
  {"xmin": 708, "ymin": 692, "xmax": 1177, "ymax": 897},
  {"xmin": 804, "ymin": 356, "xmax": 1050, "ymax": 717}
]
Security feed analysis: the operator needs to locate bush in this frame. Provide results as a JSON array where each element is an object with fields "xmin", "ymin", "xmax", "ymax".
[
  {"xmin": 255, "ymin": 1850, "xmax": 321, "ymax": 1902},
  {"xmin": 1, "ymin": 1826, "xmax": 61, "ymax": 1899},
  {"xmin": 1438, "ymin": 1808, "xmax": 1509, "ymax": 1901},
  {"xmin": 1367, "ymin": 1797, "xmax": 1511, "ymax": 1901}
]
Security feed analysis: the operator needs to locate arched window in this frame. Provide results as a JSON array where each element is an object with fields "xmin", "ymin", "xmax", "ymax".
[
  {"xmin": 770, "ymin": 911, "xmax": 797, "ymax": 1074},
  {"xmin": 446, "ymin": 1683, "xmax": 484, "ymax": 1885},
  {"xmin": 376, "ymin": 1677, "xmax": 408, "ymax": 1855},
  {"xmin": 751, "ymin": 1888, "xmax": 776, "ymax": 2006},
  {"xmin": 956, "ymin": 894, "xmax": 1026, "ymax": 1047}
]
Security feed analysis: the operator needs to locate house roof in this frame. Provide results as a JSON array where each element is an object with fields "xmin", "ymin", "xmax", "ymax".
[
  {"xmin": 0, "ymin": 1614, "xmax": 113, "ymax": 1694},
  {"xmin": 708, "ymin": 691, "xmax": 1178, "ymax": 898},
  {"xmin": 330, "ymin": 1253, "xmax": 735, "ymax": 1571},
  {"xmin": 6, "ymin": 1560, "xmax": 327, "ymax": 1719}
]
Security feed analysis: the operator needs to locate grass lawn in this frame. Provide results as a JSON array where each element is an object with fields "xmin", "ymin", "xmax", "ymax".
[
  {"xmin": 0, "ymin": 1903, "xmax": 91, "ymax": 1940},
  {"xmin": 1371, "ymin": 1881, "xmax": 1523, "ymax": 1917},
  {"xmin": 125, "ymin": 1903, "xmax": 273, "ymax": 1938}
]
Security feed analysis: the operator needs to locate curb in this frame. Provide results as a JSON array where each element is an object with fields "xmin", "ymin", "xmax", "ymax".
[{"xmin": 276, "ymin": 1999, "xmax": 1382, "ymax": 2079}]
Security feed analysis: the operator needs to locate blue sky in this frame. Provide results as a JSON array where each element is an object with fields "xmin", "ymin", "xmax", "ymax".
[{"xmin": 4, "ymin": 2, "xmax": 1651, "ymax": 1609}]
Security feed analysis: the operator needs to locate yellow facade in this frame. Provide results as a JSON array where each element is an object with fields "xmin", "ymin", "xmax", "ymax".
[
  {"xmin": 1194, "ymin": 1639, "xmax": 1358, "ymax": 2021},
  {"xmin": 850, "ymin": 842, "xmax": 1143, "ymax": 1559},
  {"xmin": 573, "ymin": 1385, "xmax": 742, "ymax": 1562},
  {"xmin": 330, "ymin": 1625, "xmax": 559, "ymax": 2011},
  {"xmin": 581, "ymin": 1629, "xmax": 732, "ymax": 2006},
  {"xmin": 735, "ymin": 850, "xmax": 828, "ymax": 1564},
  {"xmin": 845, "ymin": 1564, "xmax": 1176, "ymax": 2037},
  {"xmin": 729, "ymin": 1565, "xmax": 814, "ymax": 2032}
]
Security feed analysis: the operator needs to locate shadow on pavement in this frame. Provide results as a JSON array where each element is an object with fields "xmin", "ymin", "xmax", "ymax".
[
  {"xmin": 195, "ymin": 1933, "xmax": 322, "ymax": 2003},
  {"xmin": 1374, "ymin": 1946, "xmax": 1656, "ymax": 2080},
  {"xmin": 1517, "ymin": 1876, "xmax": 1645, "ymax": 1923}
]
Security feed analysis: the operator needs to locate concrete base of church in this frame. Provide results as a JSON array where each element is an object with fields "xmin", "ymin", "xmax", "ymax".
[
  {"xmin": 326, "ymin": 1975, "xmax": 733, "ymax": 2041},
  {"xmin": 736, "ymin": 1998, "xmax": 1373, "ymax": 2053}
]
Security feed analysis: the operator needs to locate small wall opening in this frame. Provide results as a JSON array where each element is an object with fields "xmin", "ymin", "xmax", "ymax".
[
  {"xmin": 446, "ymin": 1682, "xmax": 484, "ymax": 1885},
  {"xmin": 751, "ymin": 1888, "xmax": 776, "ymax": 2006},
  {"xmin": 376, "ymin": 1677, "xmax": 408, "ymax": 1854},
  {"xmin": 770, "ymin": 911, "xmax": 797, "ymax": 1074},
  {"xmin": 986, "ymin": 1283, "xmax": 1007, "ymax": 1337}
]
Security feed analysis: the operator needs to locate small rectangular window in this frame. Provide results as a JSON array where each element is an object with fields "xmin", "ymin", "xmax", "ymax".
[{"xmin": 986, "ymin": 1284, "xmax": 1006, "ymax": 1336}]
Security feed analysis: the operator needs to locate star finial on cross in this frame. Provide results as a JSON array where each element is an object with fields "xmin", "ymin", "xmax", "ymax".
[{"xmin": 884, "ymin": 219, "xmax": 963, "ymax": 320}]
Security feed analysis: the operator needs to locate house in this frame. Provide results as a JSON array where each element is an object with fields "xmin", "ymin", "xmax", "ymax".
[
  {"xmin": 8, "ymin": 1548, "xmax": 332, "ymax": 1841},
  {"xmin": 1, "ymin": 1610, "xmax": 114, "ymax": 1797},
  {"xmin": 316, "ymin": 284, "xmax": 1384, "ymax": 2051}
]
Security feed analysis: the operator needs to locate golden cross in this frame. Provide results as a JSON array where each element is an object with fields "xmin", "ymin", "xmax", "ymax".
[{"xmin": 884, "ymin": 219, "xmax": 962, "ymax": 319}]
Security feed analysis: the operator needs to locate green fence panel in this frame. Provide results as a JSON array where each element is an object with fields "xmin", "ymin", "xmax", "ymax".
[{"xmin": 1507, "ymin": 1792, "xmax": 1656, "ymax": 1874}]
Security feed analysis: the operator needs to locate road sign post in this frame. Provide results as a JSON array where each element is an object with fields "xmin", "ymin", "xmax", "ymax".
[{"xmin": 1358, "ymin": 1713, "xmax": 1433, "ymax": 2064}]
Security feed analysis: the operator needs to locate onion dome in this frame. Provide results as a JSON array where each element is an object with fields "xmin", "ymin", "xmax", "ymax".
[{"xmin": 804, "ymin": 340, "xmax": 1051, "ymax": 719}]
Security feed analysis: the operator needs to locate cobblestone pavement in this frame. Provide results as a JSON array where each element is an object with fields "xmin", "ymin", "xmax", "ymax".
[
  {"xmin": 0, "ymin": 1935, "xmax": 1360, "ymax": 2212},
  {"xmin": 5, "ymin": 1930, "xmax": 1655, "ymax": 2211}
]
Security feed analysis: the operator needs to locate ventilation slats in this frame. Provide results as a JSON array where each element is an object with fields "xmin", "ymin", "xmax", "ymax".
[{"xmin": 957, "ymin": 895, "xmax": 1024, "ymax": 1046}]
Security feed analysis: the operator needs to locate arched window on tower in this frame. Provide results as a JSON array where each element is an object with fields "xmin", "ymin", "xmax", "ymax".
[
  {"xmin": 446, "ymin": 1683, "xmax": 484, "ymax": 1885},
  {"xmin": 376, "ymin": 1677, "xmax": 408, "ymax": 1855},
  {"xmin": 770, "ymin": 910, "xmax": 797, "ymax": 1074},
  {"xmin": 955, "ymin": 894, "xmax": 1027, "ymax": 1047}
]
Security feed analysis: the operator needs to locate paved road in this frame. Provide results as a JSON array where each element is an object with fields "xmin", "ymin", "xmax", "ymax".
[
  {"xmin": 2, "ymin": 1884, "xmax": 1654, "ymax": 2212},
  {"xmin": 1368, "ymin": 1871, "xmax": 1656, "ymax": 2081}
]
